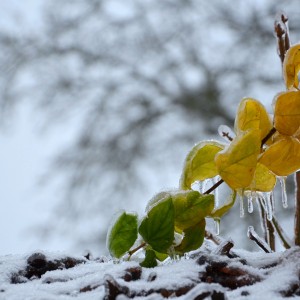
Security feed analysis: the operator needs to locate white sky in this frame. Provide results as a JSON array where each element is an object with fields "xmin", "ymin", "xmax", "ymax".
[{"xmin": 0, "ymin": 1, "xmax": 74, "ymax": 255}]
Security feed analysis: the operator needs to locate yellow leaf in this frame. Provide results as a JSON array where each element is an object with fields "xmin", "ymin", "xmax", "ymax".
[
  {"xmin": 235, "ymin": 98, "xmax": 272, "ymax": 140},
  {"xmin": 259, "ymin": 136, "xmax": 300, "ymax": 176},
  {"xmin": 247, "ymin": 163, "xmax": 276, "ymax": 192},
  {"xmin": 283, "ymin": 43, "xmax": 300, "ymax": 90},
  {"xmin": 273, "ymin": 91, "xmax": 300, "ymax": 136},
  {"xmin": 215, "ymin": 130, "xmax": 261, "ymax": 190},
  {"xmin": 179, "ymin": 141, "xmax": 224, "ymax": 190}
]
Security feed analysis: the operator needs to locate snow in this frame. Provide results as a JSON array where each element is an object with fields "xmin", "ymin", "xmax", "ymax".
[{"xmin": 1, "ymin": 246, "xmax": 300, "ymax": 299}]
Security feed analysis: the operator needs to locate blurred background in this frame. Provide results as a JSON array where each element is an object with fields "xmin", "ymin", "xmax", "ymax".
[{"xmin": 0, "ymin": 0, "xmax": 299, "ymax": 255}]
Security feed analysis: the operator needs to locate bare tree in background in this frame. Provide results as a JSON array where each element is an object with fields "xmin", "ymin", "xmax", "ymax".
[{"xmin": 1, "ymin": 0, "xmax": 299, "ymax": 252}]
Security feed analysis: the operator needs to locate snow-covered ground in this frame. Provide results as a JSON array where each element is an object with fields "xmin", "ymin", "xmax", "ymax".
[{"xmin": 1, "ymin": 241, "xmax": 300, "ymax": 300}]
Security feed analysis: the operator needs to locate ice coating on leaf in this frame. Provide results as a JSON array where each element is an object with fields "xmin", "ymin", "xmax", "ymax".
[
  {"xmin": 139, "ymin": 196, "xmax": 175, "ymax": 253},
  {"xmin": 210, "ymin": 190, "xmax": 236, "ymax": 219},
  {"xmin": 180, "ymin": 140, "xmax": 224, "ymax": 190},
  {"xmin": 247, "ymin": 163, "xmax": 277, "ymax": 192},
  {"xmin": 273, "ymin": 91, "xmax": 300, "ymax": 136},
  {"xmin": 259, "ymin": 136, "xmax": 300, "ymax": 176},
  {"xmin": 283, "ymin": 43, "xmax": 300, "ymax": 89},
  {"xmin": 218, "ymin": 124, "xmax": 235, "ymax": 142},
  {"xmin": 172, "ymin": 190, "xmax": 214, "ymax": 231},
  {"xmin": 107, "ymin": 211, "xmax": 138, "ymax": 258},
  {"xmin": 215, "ymin": 130, "xmax": 261, "ymax": 190},
  {"xmin": 145, "ymin": 191, "xmax": 172, "ymax": 213},
  {"xmin": 174, "ymin": 219, "xmax": 206, "ymax": 255},
  {"xmin": 235, "ymin": 98, "xmax": 273, "ymax": 140}
]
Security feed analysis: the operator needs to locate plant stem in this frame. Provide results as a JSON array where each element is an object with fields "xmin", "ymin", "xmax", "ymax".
[
  {"xmin": 266, "ymin": 219, "xmax": 275, "ymax": 252},
  {"xmin": 248, "ymin": 226, "xmax": 272, "ymax": 253},
  {"xmin": 203, "ymin": 179, "xmax": 224, "ymax": 195},
  {"xmin": 261, "ymin": 127, "xmax": 276, "ymax": 147},
  {"xmin": 128, "ymin": 242, "xmax": 147, "ymax": 257},
  {"xmin": 294, "ymin": 171, "xmax": 300, "ymax": 246},
  {"xmin": 272, "ymin": 215, "xmax": 291, "ymax": 249},
  {"xmin": 205, "ymin": 230, "xmax": 222, "ymax": 245}
]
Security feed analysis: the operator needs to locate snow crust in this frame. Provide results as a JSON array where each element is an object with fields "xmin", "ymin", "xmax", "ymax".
[{"xmin": 1, "ymin": 247, "xmax": 300, "ymax": 299}]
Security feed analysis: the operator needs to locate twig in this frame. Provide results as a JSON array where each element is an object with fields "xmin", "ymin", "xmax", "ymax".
[
  {"xmin": 274, "ymin": 12, "xmax": 290, "ymax": 65},
  {"xmin": 203, "ymin": 179, "xmax": 224, "ymax": 195},
  {"xmin": 247, "ymin": 226, "xmax": 272, "ymax": 253},
  {"xmin": 295, "ymin": 172, "xmax": 300, "ymax": 246},
  {"xmin": 272, "ymin": 215, "xmax": 292, "ymax": 249},
  {"xmin": 128, "ymin": 242, "xmax": 147, "ymax": 257},
  {"xmin": 205, "ymin": 230, "xmax": 222, "ymax": 245},
  {"xmin": 266, "ymin": 218, "xmax": 275, "ymax": 252},
  {"xmin": 261, "ymin": 127, "xmax": 276, "ymax": 147}
]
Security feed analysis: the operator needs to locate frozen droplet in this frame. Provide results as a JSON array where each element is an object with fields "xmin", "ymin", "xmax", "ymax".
[
  {"xmin": 239, "ymin": 194, "xmax": 245, "ymax": 218},
  {"xmin": 279, "ymin": 177, "xmax": 288, "ymax": 208},
  {"xmin": 214, "ymin": 218, "xmax": 220, "ymax": 235},
  {"xmin": 218, "ymin": 125, "xmax": 235, "ymax": 142}
]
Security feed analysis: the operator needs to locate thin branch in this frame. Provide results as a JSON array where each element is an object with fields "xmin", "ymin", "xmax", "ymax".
[
  {"xmin": 247, "ymin": 226, "xmax": 272, "ymax": 253},
  {"xmin": 203, "ymin": 179, "xmax": 224, "ymax": 195},
  {"xmin": 128, "ymin": 242, "xmax": 147, "ymax": 257},
  {"xmin": 266, "ymin": 219, "xmax": 275, "ymax": 252},
  {"xmin": 261, "ymin": 127, "xmax": 276, "ymax": 147},
  {"xmin": 205, "ymin": 230, "xmax": 222, "ymax": 245},
  {"xmin": 272, "ymin": 216, "xmax": 292, "ymax": 249},
  {"xmin": 295, "ymin": 172, "xmax": 300, "ymax": 246}
]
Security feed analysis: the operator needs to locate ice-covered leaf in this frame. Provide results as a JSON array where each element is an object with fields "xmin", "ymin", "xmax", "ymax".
[
  {"xmin": 235, "ymin": 98, "xmax": 272, "ymax": 140},
  {"xmin": 175, "ymin": 219, "xmax": 205, "ymax": 255},
  {"xmin": 172, "ymin": 190, "xmax": 214, "ymax": 231},
  {"xmin": 273, "ymin": 91, "xmax": 300, "ymax": 136},
  {"xmin": 247, "ymin": 163, "xmax": 276, "ymax": 192},
  {"xmin": 283, "ymin": 43, "xmax": 300, "ymax": 89},
  {"xmin": 140, "ymin": 249, "xmax": 157, "ymax": 268},
  {"xmin": 210, "ymin": 191, "xmax": 236, "ymax": 219},
  {"xmin": 107, "ymin": 211, "xmax": 138, "ymax": 258},
  {"xmin": 139, "ymin": 196, "xmax": 174, "ymax": 253},
  {"xmin": 179, "ymin": 141, "xmax": 224, "ymax": 190},
  {"xmin": 145, "ymin": 191, "xmax": 171, "ymax": 213},
  {"xmin": 215, "ymin": 130, "xmax": 261, "ymax": 190},
  {"xmin": 259, "ymin": 136, "xmax": 300, "ymax": 176}
]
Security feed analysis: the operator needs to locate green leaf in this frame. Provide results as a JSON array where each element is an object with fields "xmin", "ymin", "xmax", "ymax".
[
  {"xmin": 140, "ymin": 249, "xmax": 158, "ymax": 268},
  {"xmin": 172, "ymin": 190, "xmax": 214, "ymax": 231},
  {"xmin": 180, "ymin": 141, "xmax": 224, "ymax": 190},
  {"xmin": 154, "ymin": 251, "xmax": 168, "ymax": 262},
  {"xmin": 139, "ymin": 196, "xmax": 174, "ymax": 253},
  {"xmin": 107, "ymin": 211, "xmax": 138, "ymax": 258},
  {"xmin": 175, "ymin": 219, "xmax": 206, "ymax": 255},
  {"xmin": 210, "ymin": 191, "xmax": 236, "ymax": 219}
]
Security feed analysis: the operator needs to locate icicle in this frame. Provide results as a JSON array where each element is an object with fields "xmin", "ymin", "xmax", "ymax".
[
  {"xmin": 213, "ymin": 176, "xmax": 220, "ymax": 207},
  {"xmin": 239, "ymin": 194, "xmax": 245, "ymax": 218},
  {"xmin": 263, "ymin": 192, "xmax": 273, "ymax": 221},
  {"xmin": 198, "ymin": 181, "xmax": 204, "ymax": 193},
  {"xmin": 279, "ymin": 177, "xmax": 288, "ymax": 208},
  {"xmin": 214, "ymin": 218, "xmax": 220, "ymax": 235},
  {"xmin": 247, "ymin": 192, "xmax": 254, "ymax": 213}
]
